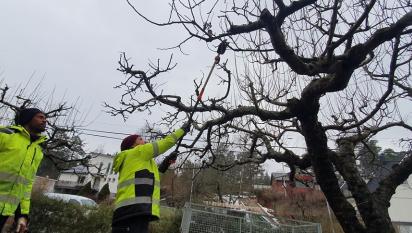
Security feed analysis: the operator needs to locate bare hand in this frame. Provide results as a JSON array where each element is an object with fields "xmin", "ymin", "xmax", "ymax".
[{"xmin": 15, "ymin": 217, "xmax": 28, "ymax": 233}]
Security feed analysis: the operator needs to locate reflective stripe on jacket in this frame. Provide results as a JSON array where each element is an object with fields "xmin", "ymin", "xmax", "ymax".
[
  {"xmin": 0, "ymin": 125, "xmax": 46, "ymax": 216},
  {"xmin": 112, "ymin": 129, "xmax": 184, "ymax": 223}
]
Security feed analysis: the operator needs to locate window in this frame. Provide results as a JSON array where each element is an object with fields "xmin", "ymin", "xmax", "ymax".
[
  {"xmin": 399, "ymin": 225, "xmax": 412, "ymax": 233},
  {"xmin": 105, "ymin": 163, "xmax": 111, "ymax": 175},
  {"xmin": 98, "ymin": 162, "xmax": 103, "ymax": 173},
  {"xmin": 78, "ymin": 176, "xmax": 85, "ymax": 184},
  {"xmin": 69, "ymin": 199, "xmax": 81, "ymax": 205},
  {"xmin": 81, "ymin": 199, "xmax": 97, "ymax": 207}
]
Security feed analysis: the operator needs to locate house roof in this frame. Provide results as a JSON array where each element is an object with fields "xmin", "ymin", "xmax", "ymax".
[
  {"xmin": 271, "ymin": 172, "xmax": 289, "ymax": 180},
  {"xmin": 88, "ymin": 152, "xmax": 114, "ymax": 158},
  {"xmin": 367, "ymin": 158, "xmax": 403, "ymax": 192},
  {"xmin": 61, "ymin": 165, "xmax": 89, "ymax": 174},
  {"xmin": 295, "ymin": 174, "xmax": 314, "ymax": 182},
  {"xmin": 62, "ymin": 164, "xmax": 107, "ymax": 176}
]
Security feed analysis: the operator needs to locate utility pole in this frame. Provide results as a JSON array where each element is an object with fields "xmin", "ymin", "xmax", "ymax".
[
  {"xmin": 189, "ymin": 168, "xmax": 195, "ymax": 203},
  {"xmin": 238, "ymin": 166, "xmax": 243, "ymax": 201}
]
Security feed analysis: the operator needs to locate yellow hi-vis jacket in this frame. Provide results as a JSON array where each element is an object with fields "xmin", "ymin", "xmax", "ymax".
[
  {"xmin": 0, "ymin": 125, "xmax": 46, "ymax": 216},
  {"xmin": 112, "ymin": 129, "xmax": 184, "ymax": 223}
]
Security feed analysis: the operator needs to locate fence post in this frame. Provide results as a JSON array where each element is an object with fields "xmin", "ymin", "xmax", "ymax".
[
  {"xmin": 317, "ymin": 223, "xmax": 322, "ymax": 233},
  {"xmin": 180, "ymin": 203, "xmax": 192, "ymax": 233},
  {"xmin": 249, "ymin": 215, "xmax": 252, "ymax": 233}
]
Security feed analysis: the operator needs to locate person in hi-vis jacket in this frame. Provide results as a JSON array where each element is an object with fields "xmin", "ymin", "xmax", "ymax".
[
  {"xmin": 0, "ymin": 108, "xmax": 47, "ymax": 233},
  {"xmin": 111, "ymin": 121, "xmax": 190, "ymax": 233}
]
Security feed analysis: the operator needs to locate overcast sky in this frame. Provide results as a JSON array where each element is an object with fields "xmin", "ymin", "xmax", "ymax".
[
  {"xmin": 0, "ymin": 1, "xmax": 211, "ymax": 148},
  {"xmin": 1, "ymin": 1, "xmax": 408, "ymax": 174},
  {"xmin": 0, "ymin": 0, "xmax": 287, "ymax": 172}
]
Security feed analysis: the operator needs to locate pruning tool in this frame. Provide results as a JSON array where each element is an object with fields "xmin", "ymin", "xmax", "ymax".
[{"xmin": 164, "ymin": 40, "xmax": 229, "ymax": 164}]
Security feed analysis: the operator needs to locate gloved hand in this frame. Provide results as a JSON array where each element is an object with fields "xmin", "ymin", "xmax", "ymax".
[
  {"xmin": 181, "ymin": 121, "xmax": 191, "ymax": 133},
  {"xmin": 15, "ymin": 217, "xmax": 28, "ymax": 233},
  {"xmin": 167, "ymin": 151, "xmax": 178, "ymax": 164},
  {"xmin": 158, "ymin": 151, "xmax": 179, "ymax": 173}
]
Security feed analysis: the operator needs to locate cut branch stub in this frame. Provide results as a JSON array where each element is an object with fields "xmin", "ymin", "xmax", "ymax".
[{"xmin": 217, "ymin": 40, "xmax": 229, "ymax": 55}]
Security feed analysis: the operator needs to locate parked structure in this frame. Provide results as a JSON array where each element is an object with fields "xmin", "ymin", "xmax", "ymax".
[
  {"xmin": 181, "ymin": 202, "xmax": 322, "ymax": 233},
  {"xmin": 33, "ymin": 176, "xmax": 57, "ymax": 193},
  {"xmin": 43, "ymin": 192, "xmax": 97, "ymax": 207},
  {"xmin": 271, "ymin": 172, "xmax": 319, "ymax": 197},
  {"xmin": 55, "ymin": 152, "xmax": 118, "ymax": 195}
]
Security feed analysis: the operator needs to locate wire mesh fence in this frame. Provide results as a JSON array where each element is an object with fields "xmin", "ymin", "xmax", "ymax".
[{"xmin": 181, "ymin": 203, "xmax": 321, "ymax": 233}]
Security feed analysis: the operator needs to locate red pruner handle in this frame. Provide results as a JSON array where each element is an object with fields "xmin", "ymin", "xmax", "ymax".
[
  {"xmin": 215, "ymin": 55, "xmax": 220, "ymax": 64},
  {"xmin": 197, "ymin": 89, "xmax": 204, "ymax": 101}
]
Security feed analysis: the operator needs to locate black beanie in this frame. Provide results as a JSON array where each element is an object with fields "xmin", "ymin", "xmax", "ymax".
[{"xmin": 15, "ymin": 108, "xmax": 44, "ymax": 126}]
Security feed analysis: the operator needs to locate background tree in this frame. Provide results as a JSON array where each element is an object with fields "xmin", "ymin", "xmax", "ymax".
[
  {"xmin": 108, "ymin": 1, "xmax": 412, "ymax": 233},
  {"xmin": 195, "ymin": 148, "xmax": 243, "ymax": 203},
  {"xmin": 165, "ymin": 161, "xmax": 196, "ymax": 206},
  {"xmin": 161, "ymin": 146, "xmax": 269, "ymax": 206},
  {"xmin": 357, "ymin": 140, "xmax": 382, "ymax": 180},
  {"xmin": 357, "ymin": 140, "xmax": 408, "ymax": 181},
  {"xmin": 97, "ymin": 183, "xmax": 111, "ymax": 202},
  {"xmin": 78, "ymin": 181, "xmax": 95, "ymax": 198},
  {"xmin": 0, "ymin": 80, "xmax": 89, "ymax": 175},
  {"xmin": 379, "ymin": 148, "xmax": 403, "ymax": 162}
]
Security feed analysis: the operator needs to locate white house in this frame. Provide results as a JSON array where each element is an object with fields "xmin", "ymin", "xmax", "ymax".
[
  {"xmin": 55, "ymin": 152, "xmax": 118, "ymax": 195},
  {"xmin": 388, "ymin": 175, "xmax": 412, "ymax": 233}
]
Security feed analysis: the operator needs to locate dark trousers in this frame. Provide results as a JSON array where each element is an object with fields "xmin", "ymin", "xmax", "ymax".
[
  {"xmin": 1, "ymin": 216, "xmax": 9, "ymax": 232},
  {"xmin": 112, "ymin": 218, "xmax": 149, "ymax": 233}
]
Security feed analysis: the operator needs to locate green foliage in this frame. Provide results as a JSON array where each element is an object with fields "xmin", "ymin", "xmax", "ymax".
[
  {"xmin": 36, "ymin": 156, "xmax": 61, "ymax": 179},
  {"xmin": 29, "ymin": 194, "xmax": 112, "ymax": 233},
  {"xmin": 98, "ymin": 183, "xmax": 111, "ymax": 202},
  {"xmin": 27, "ymin": 193, "xmax": 182, "ymax": 233},
  {"xmin": 379, "ymin": 148, "xmax": 401, "ymax": 162},
  {"xmin": 149, "ymin": 207, "xmax": 182, "ymax": 233}
]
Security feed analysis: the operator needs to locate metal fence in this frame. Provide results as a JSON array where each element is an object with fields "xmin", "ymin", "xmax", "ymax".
[{"xmin": 181, "ymin": 203, "xmax": 322, "ymax": 233}]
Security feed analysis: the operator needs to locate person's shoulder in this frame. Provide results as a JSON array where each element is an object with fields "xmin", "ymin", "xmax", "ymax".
[
  {"xmin": 0, "ymin": 125, "xmax": 20, "ymax": 134},
  {"xmin": 121, "ymin": 144, "xmax": 153, "ymax": 160}
]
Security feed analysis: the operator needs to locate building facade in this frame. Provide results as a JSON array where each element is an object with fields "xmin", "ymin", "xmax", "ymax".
[
  {"xmin": 388, "ymin": 175, "xmax": 412, "ymax": 233},
  {"xmin": 55, "ymin": 152, "xmax": 118, "ymax": 195}
]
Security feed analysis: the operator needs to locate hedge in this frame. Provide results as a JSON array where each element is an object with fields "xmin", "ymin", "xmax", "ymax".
[{"xmin": 22, "ymin": 194, "xmax": 182, "ymax": 233}]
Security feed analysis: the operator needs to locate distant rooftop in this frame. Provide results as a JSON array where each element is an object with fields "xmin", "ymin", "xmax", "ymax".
[
  {"xmin": 61, "ymin": 165, "xmax": 89, "ymax": 174},
  {"xmin": 367, "ymin": 156, "xmax": 404, "ymax": 192},
  {"xmin": 88, "ymin": 152, "xmax": 114, "ymax": 158}
]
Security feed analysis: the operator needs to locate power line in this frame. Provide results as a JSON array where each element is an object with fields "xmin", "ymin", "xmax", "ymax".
[
  {"xmin": 80, "ymin": 132, "xmax": 123, "ymax": 140},
  {"xmin": 78, "ymin": 127, "xmax": 309, "ymax": 150},
  {"xmin": 78, "ymin": 128, "xmax": 130, "ymax": 136}
]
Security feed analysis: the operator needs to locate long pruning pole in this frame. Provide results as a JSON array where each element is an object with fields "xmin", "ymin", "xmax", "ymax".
[{"xmin": 173, "ymin": 40, "xmax": 228, "ymax": 154}]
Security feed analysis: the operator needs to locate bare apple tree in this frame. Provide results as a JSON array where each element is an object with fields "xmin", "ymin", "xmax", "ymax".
[{"xmin": 107, "ymin": 1, "xmax": 412, "ymax": 232}]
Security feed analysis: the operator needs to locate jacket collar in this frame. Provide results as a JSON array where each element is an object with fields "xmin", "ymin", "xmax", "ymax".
[{"xmin": 10, "ymin": 125, "xmax": 47, "ymax": 144}]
